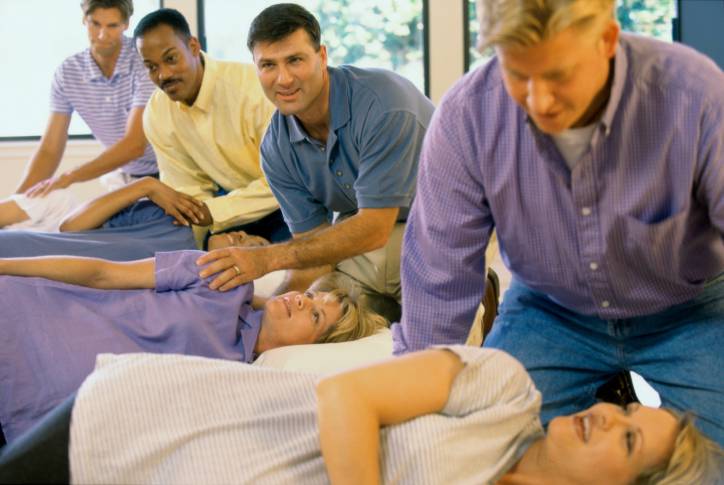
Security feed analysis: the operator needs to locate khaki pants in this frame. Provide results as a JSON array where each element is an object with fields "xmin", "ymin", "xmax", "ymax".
[{"xmin": 335, "ymin": 222, "xmax": 405, "ymax": 321}]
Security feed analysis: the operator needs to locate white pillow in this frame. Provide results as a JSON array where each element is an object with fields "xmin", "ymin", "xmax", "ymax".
[
  {"xmin": 253, "ymin": 329, "xmax": 393, "ymax": 374},
  {"xmin": 253, "ymin": 270, "xmax": 286, "ymax": 298}
]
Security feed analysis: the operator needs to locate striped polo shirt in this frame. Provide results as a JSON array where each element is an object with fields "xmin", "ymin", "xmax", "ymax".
[{"xmin": 50, "ymin": 36, "xmax": 157, "ymax": 176}]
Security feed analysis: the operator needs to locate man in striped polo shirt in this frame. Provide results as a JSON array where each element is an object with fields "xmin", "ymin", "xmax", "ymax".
[{"xmin": 8, "ymin": 0, "xmax": 157, "ymax": 230}]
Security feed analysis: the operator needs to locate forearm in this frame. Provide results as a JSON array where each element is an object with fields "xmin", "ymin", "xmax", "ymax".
[
  {"xmin": 318, "ymin": 386, "xmax": 381, "ymax": 485},
  {"xmin": 196, "ymin": 209, "xmax": 396, "ymax": 291},
  {"xmin": 59, "ymin": 177, "xmax": 155, "ymax": 231},
  {"xmin": 317, "ymin": 350, "xmax": 464, "ymax": 485},
  {"xmin": 15, "ymin": 148, "xmax": 64, "ymax": 193},
  {"xmin": 0, "ymin": 257, "xmax": 154, "ymax": 289},
  {"xmin": 63, "ymin": 136, "xmax": 146, "ymax": 184},
  {"xmin": 16, "ymin": 113, "xmax": 71, "ymax": 193},
  {"xmin": 264, "ymin": 211, "xmax": 396, "ymax": 272},
  {"xmin": 2, "ymin": 257, "xmax": 106, "ymax": 288}
]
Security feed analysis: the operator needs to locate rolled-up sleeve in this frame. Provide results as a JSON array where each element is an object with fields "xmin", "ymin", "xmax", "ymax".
[{"xmin": 154, "ymin": 250, "xmax": 206, "ymax": 292}]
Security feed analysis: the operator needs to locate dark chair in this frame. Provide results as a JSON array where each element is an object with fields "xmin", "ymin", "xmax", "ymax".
[
  {"xmin": 481, "ymin": 268, "xmax": 500, "ymax": 339},
  {"xmin": 595, "ymin": 372, "xmax": 640, "ymax": 407}
]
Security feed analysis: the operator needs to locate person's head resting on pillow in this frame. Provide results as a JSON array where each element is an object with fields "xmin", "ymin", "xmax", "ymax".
[{"xmin": 254, "ymin": 272, "xmax": 388, "ymax": 355}]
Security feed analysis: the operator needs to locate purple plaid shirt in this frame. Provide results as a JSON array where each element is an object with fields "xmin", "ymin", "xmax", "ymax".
[{"xmin": 394, "ymin": 33, "xmax": 724, "ymax": 353}]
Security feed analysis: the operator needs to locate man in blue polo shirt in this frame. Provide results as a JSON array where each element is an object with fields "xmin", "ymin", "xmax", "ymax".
[
  {"xmin": 198, "ymin": 4, "xmax": 434, "ymax": 319},
  {"xmin": 8, "ymin": 0, "xmax": 157, "ymax": 230}
]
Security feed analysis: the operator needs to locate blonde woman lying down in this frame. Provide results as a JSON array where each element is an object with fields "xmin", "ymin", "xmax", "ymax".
[
  {"xmin": 0, "ymin": 251, "xmax": 386, "ymax": 443},
  {"xmin": 0, "ymin": 346, "xmax": 720, "ymax": 484}
]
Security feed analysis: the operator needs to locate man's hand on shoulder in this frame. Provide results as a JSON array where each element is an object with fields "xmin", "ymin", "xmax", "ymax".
[{"xmin": 197, "ymin": 246, "xmax": 272, "ymax": 291}]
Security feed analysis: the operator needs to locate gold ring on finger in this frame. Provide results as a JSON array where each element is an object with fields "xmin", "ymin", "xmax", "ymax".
[{"xmin": 232, "ymin": 265, "xmax": 241, "ymax": 276}]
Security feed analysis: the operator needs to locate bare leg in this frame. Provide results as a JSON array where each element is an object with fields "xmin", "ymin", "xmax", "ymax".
[{"xmin": 0, "ymin": 199, "xmax": 30, "ymax": 228}]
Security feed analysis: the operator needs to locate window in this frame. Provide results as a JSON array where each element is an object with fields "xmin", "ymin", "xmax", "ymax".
[
  {"xmin": 617, "ymin": 0, "xmax": 676, "ymax": 42},
  {"xmin": 465, "ymin": 0, "xmax": 676, "ymax": 71},
  {"xmin": 203, "ymin": 0, "xmax": 427, "ymax": 94},
  {"xmin": 0, "ymin": 0, "xmax": 160, "ymax": 138}
]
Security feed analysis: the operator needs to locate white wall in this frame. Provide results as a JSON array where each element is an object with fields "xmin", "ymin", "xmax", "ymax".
[{"xmin": 0, "ymin": 140, "xmax": 106, "ymax": 201}]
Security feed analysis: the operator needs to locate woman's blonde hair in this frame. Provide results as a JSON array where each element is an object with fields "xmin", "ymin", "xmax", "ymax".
[
  {"xmin": 308, "ymin": 272, "xmax": 388, "ymax": 344},
  {"xmin": 634, "ymin": 412, "xmax": 723, "ymax": 485},
  {"xmin": 476, "ymin": 0, "xmax": 615, "ymax": 48}
]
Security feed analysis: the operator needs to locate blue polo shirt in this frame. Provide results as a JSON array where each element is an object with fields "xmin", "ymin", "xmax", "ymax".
[{"xmin": 261, "ymin": 66, "xmax": 434, "ymax": 234}]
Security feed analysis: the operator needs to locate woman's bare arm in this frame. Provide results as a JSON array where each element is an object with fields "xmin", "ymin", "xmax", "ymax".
[
  {"xmin": 59, "ymin": 177, "xmax": 156, "ymax": 231},
  {"xmin": 316, "ymin": 349, "xmax": 464, "ymax": 485},
  {"xmin": 0, "ymin": 256, "xmax": 155, "ymax": 289},
  {"xmin": 60, "ymin": 177, "xmax": 207, "ymax": 232}
]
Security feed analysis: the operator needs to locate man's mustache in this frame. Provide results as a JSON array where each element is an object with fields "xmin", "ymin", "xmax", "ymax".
[{"xmin": 161, "ymin": 78, "xmax": 181, "ymax": 89}]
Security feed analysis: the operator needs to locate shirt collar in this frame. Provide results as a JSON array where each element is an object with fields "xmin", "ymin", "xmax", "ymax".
[
  {"xmin": 327, "ymin": 66, "xmax": 351, "ymax": 131},
  {"xmin": 239, "ymin": 309, "xmax": 263, "ymax": 364},
  {"xmin": 83, "ymin": 35, "xmax": 133, "ymax": 82},
  {"xmin": 287, "ymin": 115, "xmax": 308, "ymax": 143},
  {"xmin": 286, "ymin": 66, "xmax": 351, "ymax": 144},
  {"xmin": 598, "ymin": 40, "xmax": 628, "ymax": 136},
  {"xmin": 179, "ymin": 52, "xmax": 216, "ymax": 113}
]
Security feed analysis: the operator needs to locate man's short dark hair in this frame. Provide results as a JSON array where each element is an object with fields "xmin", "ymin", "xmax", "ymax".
[
  {"xmin": 247, "ymin": 3, "xmax": 321, "ymax": 52},
  {"xmin": 81, "ymin": 0, "xmax": 133, "ymax": 23},
  {"xmin": 133, "ymin": 8, "xmax": 191, "ymax": 42}
]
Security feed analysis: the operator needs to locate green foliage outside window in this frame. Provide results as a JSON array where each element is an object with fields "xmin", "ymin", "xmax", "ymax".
[
  {"xmin": 310, "ymin": 0, "xmax": 425, "ymax": 89},
  {"xmin": 312, "ymin": 0, "xmax": 424, "ymax": 70},
  {"xmin": 616, "ymin": 0, "xmax": 675, "ymax": 41}
]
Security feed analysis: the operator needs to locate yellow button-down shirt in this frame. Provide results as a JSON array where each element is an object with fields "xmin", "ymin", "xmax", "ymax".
[{"xmin": 144, "ymin": 54, "xmax": 278, "ymax": 245}]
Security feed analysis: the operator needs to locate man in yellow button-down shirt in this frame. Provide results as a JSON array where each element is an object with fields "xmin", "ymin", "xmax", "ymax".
[{"xmin": 134, "ymin": 8, "xmax": 289, "ymax": 247}]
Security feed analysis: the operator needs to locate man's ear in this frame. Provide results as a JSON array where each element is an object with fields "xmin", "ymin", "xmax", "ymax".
[
  {"xmin": 319, "ymin": 44, "xmax": 328, "ymax": 69},
  {"xmin": 188, "ymin": 36, "xmax": 201, "ymax": 56},
  {"xmin": 599, "ymin": 19, "xmax": 620, "ymax": 59}
]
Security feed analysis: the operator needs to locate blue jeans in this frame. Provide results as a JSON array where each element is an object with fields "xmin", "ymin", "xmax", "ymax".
[{"xmin": 483, "ymin": 275, "xmax": 724, "ymax": 446}]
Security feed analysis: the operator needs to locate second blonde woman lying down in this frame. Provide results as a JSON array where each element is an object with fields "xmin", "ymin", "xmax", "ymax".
[{"xmin": 0, "ymin": 250, "xmax": 386, "ymax": 442}]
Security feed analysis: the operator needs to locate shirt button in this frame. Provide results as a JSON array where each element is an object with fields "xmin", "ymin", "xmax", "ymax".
[
  {"xmin": 344, "ymin": 184, "xmax": 351, "ymax": 189},
  {"xmin": 336, "ymin": 171, "xmax": 343, "ymax": 177},
  {"xmin": 601, "ymin": 300, "xmax": 610, "ymax": 308},
  {"xmin": 581, "ymin": 207, "xmax": 592, "ymax": 216},
  {"xmin": 320, "ymin": 146, "xmax": 326, "ymax": 152},
  {"xmin": 105, "ymin": 96, "xmax": 111, "ymax": 102},
  {"xmin": 589, "ymin": 262, "xmax": 599, "ymax": 271}
]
